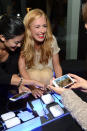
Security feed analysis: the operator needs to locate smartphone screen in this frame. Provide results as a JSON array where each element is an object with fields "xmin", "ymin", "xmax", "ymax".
[
  {"xmin": 52, "ymin": 74, "xmax": 74, "ymax": 88},
  {"xmin": 11, "ymin": 92, "xmax": 26, "ymax": 99},
  {"xmin": 9, "ymin": 92, "xmax": 29, "ymax": 101}
]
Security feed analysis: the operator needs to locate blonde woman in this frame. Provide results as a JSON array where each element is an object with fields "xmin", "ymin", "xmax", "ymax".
[{"xmin": 19, "ymin": 9, "xmax": 62, "ymax": 98}]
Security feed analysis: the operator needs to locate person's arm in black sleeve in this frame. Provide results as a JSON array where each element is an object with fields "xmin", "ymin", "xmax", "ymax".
[
  {"xmin": 0, "ymin": 66, "xmax": 12, "ymax": 85},
  {"xmin": 0, "ymin": 65, "xmax": 44, "ymax": 89}
]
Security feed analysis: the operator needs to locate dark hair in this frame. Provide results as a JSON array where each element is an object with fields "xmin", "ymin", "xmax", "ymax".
[{"xmin": 0, "ymin": 15, "xmax": 25, "ymax": 40}]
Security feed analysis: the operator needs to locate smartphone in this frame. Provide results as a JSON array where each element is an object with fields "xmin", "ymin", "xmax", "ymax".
[
  {"xmin": 9, "ymin": 92, "xmax": 30, "ymax": 102},
  {"xmin": 52, "ymin": 74, "xmax": 74, "ymax": 88}
]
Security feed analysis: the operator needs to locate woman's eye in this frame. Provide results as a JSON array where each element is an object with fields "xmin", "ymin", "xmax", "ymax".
[
  {"xmin": 35, "ymin": 26, "xmax": 40, "ymax": 28},
  {"xmin": 15, "ymin": 42, "xmax": 19, "ymax": 44},
  {"xmin": 15, "ymin": 40, "xmax": 24, "ymax": 44},
  {"xmin": 34, "ymin": 25, "xmax": 47, "ymax": 28},
  {"xmin": 43, "ymin": 25, "xmax": 47, "ymax": 28}
]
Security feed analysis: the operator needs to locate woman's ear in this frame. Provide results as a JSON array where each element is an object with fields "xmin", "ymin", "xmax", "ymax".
[
  {"xmin": 85, "ymin": 23, "xmax": 87, "ymax": 29},
  {"xmin": 0, "ymin": 35, "xmax": 5, "ymax": 42}
]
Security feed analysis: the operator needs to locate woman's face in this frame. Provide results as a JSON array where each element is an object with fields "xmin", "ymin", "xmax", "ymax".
[
  {"xmin": 3, "ymin": 34, "xmax": 24, "ymax": 51},
  {"xmin": 30, "ymin": 15, "xmax": 47, "ymax": 43}
]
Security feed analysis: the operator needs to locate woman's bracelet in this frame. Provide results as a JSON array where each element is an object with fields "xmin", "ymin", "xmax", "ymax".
[{"xmin": 18, "ymin": 77, "xmax": 23, "ymax": 87}]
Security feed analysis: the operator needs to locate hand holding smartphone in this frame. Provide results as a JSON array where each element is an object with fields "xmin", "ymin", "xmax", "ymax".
[{"xmin": 52, "ymin": 74, "xmax": 74, "ymax": 88}]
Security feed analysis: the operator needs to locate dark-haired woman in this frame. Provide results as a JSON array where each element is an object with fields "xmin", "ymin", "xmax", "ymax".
[{"xmin": 0, "ymin": 15, "xmax": 44, "ymax": 113}]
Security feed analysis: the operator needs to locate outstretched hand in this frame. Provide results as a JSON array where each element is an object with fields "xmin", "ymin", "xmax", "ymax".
[
  {"xmin": 69, "ymin": 73, "xmax": 87, "ymax": 90},
  {"xmin": 47, "ymin": 77, "xmax": 65, "ymax": 95},
  {"xmin": 48, "ymin": 85, "xmax": 65, "ymax": 95},
  {"xmin": 31, "ymin": 88, "xmax": 44, "ymax": 98}
]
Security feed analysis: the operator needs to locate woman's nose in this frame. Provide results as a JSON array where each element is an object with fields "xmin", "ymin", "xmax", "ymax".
[{"xmin": 40, "ymin": 27, "xmax": 45, "ymax": 33}]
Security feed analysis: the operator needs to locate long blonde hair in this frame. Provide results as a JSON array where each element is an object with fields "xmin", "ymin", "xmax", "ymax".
[{"xmin": 22, "ymin": 9, "xmax": 53, "ymax": 68}]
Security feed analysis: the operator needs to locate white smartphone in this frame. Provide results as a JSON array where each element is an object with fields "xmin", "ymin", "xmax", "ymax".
[
  {"xmin": 52, "ymin": 74, "xmax": 74, "ymax": 88},
  {"xmin": 9, "ymin": 92, "xmax": 30, "ymax": 102}
]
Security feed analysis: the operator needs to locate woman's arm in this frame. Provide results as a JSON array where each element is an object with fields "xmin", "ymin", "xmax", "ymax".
[
  {"xmin": 48, "ymin": 85, "xmax": 87, "ymax": 130},
  {"xmin": 62, "ymin": 89, "xmax": 87, "ymax": 130},
  {"xmin": 0, "ymin": 67, "xmax": 12, "ymax": 85},
  {"xmin": 52, "ymin": 35, "xmax": 62, "ymax": 78},
  {"xmin": 0, "ymin": 62, "xmax": 34, "ymax": 88},
  {"xmin": 18, "ymin": 55, "xmax": 44, "ymax": 88},
  {"xmin": 11, "ymin": 74, "xmax": 44, "ymax": 87},
  {"xmin": 18, "ymin": 55, "xmax": 45, "ymax": 97},
  {"xmin": 18, "ymin": 55, "xmax": 31, "ymax": 79},
  {"xmin": 52, "ymin": 53, "xmax": 62, "ymax": 78}
]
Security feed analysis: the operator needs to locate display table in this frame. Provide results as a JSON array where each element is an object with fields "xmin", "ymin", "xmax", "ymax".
[{"xmin": 0, "ymin": 92, "xmax": 83, "ymax": 131}]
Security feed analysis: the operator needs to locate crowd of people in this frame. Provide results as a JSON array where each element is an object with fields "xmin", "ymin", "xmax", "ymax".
[{"xmin": 0, "ymin": 1, "xmax": 87, "ymax": 130}]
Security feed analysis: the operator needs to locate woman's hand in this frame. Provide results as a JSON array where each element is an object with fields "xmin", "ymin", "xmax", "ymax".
[
  {"xmin": 31, "ymin": 88, "xmax": 44, "ymax": 98},
  {"xmin": 47, "ymin": 77, "xmax": 65, "ymax": 95},
  {"xmin": 48, "ymin": 85, "xmax": 65, "ymax": 95},
  {"xmin": 69, "ymin": 73, "xmax": 87, "ymax": 90},
  {"xmin": 19, "ymin": 85, "xmax": 31, "ymax": 93},
  {"xmin": 28, "ymin": 85, "xmax": 44, "ymax": 98}
]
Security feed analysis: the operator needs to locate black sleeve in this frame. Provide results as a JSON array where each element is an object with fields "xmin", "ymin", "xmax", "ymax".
[
  {"xmin": 0, "ymin": 48, "xmax": 20, "ymax": 85},
  {"xmin": 0, "ymin": 66, "xmax": 12, "ymax": 85}
]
